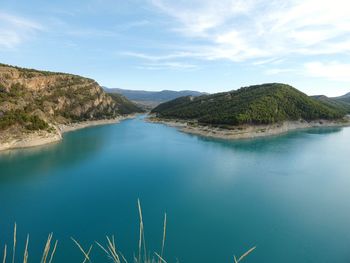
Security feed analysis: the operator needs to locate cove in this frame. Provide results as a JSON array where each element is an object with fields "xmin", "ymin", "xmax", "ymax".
[{"xmin": 1, "ymin": 115, "xmax": 350, "ymax": 262}]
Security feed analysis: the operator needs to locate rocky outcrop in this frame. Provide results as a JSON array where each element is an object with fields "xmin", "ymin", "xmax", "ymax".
[{"xmin": 0, "ymin": 63, "xmax": 142, "ymax": 150}]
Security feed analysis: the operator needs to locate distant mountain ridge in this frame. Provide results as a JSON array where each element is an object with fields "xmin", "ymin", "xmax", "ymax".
[
  {"xmin": 152, "ymin": 83, "xmax": 347, "ymax": 125},
  {"xmin": 104, "ymin": 87, "xmax": 206, "ymax": 103},
  {"xmin": 334, "ymin": 92, "xmax": 350, "ymax": 104},
  {"xmin": 312, "ymin": 95, "xmax": 350, "ymax": 113},
  {"xmin": 312, "ymin": 92, "xmax": 350, "ymax": 113}
]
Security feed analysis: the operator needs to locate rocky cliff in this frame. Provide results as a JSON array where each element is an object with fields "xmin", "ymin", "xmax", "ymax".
[{"xmin": 0, "ymin": 63, "xmax": 142, "ymax": 150}]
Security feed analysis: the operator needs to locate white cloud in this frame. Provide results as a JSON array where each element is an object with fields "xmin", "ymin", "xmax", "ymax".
[
  {"xmin": 121, "ymin": 51, "xmax": 192, "ymax": 61},
  {"xmin": 138, "ymin": 61, "xmax": 198, "ymax": 70},
  {"xmin": 265, "ymin": 68, "xmax": 296, "ymax": 75},
  {"xmin": 149, "ymin": 0, "xmax": 350, "ymax": 62},
  {"xmin": 66, "ymin": 29, "xmax": 117, "ymax": 38},
  {"xmin": 304, "ymin": 61, "xmax": 350, "ymax": 82},
  {"xmin": 151, "ymin": 0, "xmax": 254, "ymax": 36},
  {"xmin": 0, "ymin": 12, "xmax": 43, "ymax": 49}
]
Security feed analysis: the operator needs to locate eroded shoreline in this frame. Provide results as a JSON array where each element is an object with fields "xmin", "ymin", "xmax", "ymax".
[
  {"xmin": 148, "ymin": 116, "xmax": 350, "ymax": 140},
  {"xmin": 0, "ymin": 115, "xmax": 135, "ymax": 152}
]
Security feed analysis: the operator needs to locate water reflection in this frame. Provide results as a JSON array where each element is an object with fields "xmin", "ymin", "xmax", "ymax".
[
  {"xmin": 0, "ymin": 125, "xmax": 110, "ymax": 184},
  {"xmin": 0, "ymin": 118, "xmax": 350, "ymax": 263},
  {"xmin": 304, "ymin": 127, "xmax": 342, "ymax": 134},
  {"xmin": 194, "ymin": 126, "xmax": 344, "ymax": 153}
]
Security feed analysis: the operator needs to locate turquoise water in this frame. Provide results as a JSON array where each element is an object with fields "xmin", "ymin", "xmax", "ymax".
[{"xmin": 1, "ymin": 115, "xmax": 350, "ymax": 262}]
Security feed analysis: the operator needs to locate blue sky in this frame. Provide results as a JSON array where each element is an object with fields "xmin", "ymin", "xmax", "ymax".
[{"xmin": 0, "ymin": 0, "xmax": 349, "ymax": 96}]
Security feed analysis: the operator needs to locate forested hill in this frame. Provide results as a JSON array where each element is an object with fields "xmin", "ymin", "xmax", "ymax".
[
  {"xmin": 105, "ymin": 87, "xmax": 206, "ymax": 103},
  {"xmin": 334, "ymin": 92, "xmax": 350, "ymax": 104},
  {"xmin": 152, "ymin": 83, "xmax": 346, "ymax": 125},
  {"xmin": 312, "ymin": 95, "xmax": 350, "ymax": 113},
  {"xmin": 0, "ymin": 63, "xmax": 142, "ymax": 133}
]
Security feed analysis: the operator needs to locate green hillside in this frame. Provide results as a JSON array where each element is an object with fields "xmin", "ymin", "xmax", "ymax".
[
  {"xmin": 313, "ymin": 95, "xmax": 350, "ymax": 113},
  {"xmin": 335, "ymin": 92, "xmax": 350, "ymax": 104},
  {"xmin": 152, "ymin": 83, "xmax": 346, "ymax": 125},
  {"xmin": 108, "ymin": 93, "xmax": 144, "ymax": 114}
]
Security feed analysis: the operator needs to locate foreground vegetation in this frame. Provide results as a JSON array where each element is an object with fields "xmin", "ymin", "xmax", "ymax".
[
  {"xmin": 1, "ymin": 200, "xmax": 255, "ymax": 263},
  {"xmin": 152, "ymin": 83, "xmax": 347, "ymax": 126}
]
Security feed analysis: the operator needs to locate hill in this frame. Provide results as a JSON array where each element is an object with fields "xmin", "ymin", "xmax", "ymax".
[
  {"xmin": 104, "ymin": 87, "xmax": 206, "ymax": 108},
  {"xmin": 152, "ymin": 83, "xmax": 346, "ymax": 126},
  {"xmin": 334, "ymin": 92, "xmax": 350, "ymax": 104},
  {"xmin": 108, "ymin": 93, "xmax": 145, "ymax": 114},
  {"xmin": 0, "ymin": 63, "xmax": 142, "ymax": 150},
  {"xmin": 312, "ymin": 95, "xmax": 350, "ymax": 113}
]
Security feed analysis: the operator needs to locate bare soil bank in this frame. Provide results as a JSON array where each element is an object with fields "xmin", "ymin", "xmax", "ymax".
[
  {"xmin": 148, "ymin": 116, "xmax": 350, "ymax": 140},
  {"xmin": 0, "ymin": 115, "xmax": 135, "ymax": 151}
]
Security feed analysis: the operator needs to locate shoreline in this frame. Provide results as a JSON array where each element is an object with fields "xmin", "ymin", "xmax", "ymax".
[
  {"xmin": 0, "ymin": 114, "xmax": 136, "ymax": 152},
  {"xmin": 58, "ymin": 114, "xmax": 136, "ymax": 133},
  {"xmin": 147, "ymin": 116, "xmax": 350, "ymax": 140}
]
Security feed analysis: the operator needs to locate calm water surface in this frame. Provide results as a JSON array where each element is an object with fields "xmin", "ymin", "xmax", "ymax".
[{"xmin": 1, "ymin": 116, "xmax": 350, "ymax": 262}]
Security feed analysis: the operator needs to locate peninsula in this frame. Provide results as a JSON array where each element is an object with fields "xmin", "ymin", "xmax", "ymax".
[{"xmin": 150, "ymin": 83, "xmax": 350, "ymax": 139}]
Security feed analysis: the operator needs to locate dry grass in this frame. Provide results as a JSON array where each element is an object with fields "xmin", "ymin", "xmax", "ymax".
[
  {"xmin": 2, "ymin": 245, "xmax": 6, "ymax": 263},
  {"xmin": 234, "ymin": 246, "xmax": 256, "ymax": 263},
  {"xmin": 1, "ymin": 201, "xmax": 255, "ymax": 262},
  {"xmin": 12, "ymin": 223, "xmax": 16, "ymax": 263},
  {"xmin": 1, "ymin": 224, "xmax": 58, "ymax": 263}
]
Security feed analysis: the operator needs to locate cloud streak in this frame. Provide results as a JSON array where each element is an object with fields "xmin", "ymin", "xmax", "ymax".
[
  {"xmin": 137, "ymin": 61, "xmax": 198, "ymax": 70},
  {"xmin": 0, "ymin": 12, "xmax": 43, "ymax": 49},
  {"xmin": 148, "ymin": 0, "xmax": 350, "ymax": 63}
]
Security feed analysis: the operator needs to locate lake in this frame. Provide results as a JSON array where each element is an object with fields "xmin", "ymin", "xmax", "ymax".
[{"xmin": 1, "ymin": 115, "xmax": 350, "ymax": 263}]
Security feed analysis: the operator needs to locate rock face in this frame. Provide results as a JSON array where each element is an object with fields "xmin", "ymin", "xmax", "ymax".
[
  {"xmin": 0, "ymin": 64, "xmax": 117, "ymax": 123},
  {"xmin": 0, "ymin": 63, "xmax": 142, "ymax": 150}
]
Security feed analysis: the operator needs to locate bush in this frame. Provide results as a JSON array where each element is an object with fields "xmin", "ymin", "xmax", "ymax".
[{"xmin": 0, "ymin": 110, "xmax": 48, "ymax": 131}]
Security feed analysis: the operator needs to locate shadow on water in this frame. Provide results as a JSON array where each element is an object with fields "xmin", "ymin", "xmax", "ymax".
[
  {"xmin": 0, "ymin": 124, "xmax": 112, "ymax": 184},
  {"xmin": 303, "ymin": 127, "xmax": 342, "ymax": 134},
  {"xmin": 191, "ymin": 126, "xmax": 344, "ymax": 153}
]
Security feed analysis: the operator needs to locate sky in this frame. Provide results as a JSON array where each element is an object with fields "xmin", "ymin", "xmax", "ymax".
[{"xmin": 0, "ymin": 0, "xmax": 350, "ymax": 96}]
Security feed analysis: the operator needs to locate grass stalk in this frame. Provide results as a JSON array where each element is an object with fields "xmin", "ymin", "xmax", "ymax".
[
  {"xmin": 160, "ymin": 213, "xmax": 167, "ymax": 261},
  {"xmin": 41, "ymin": 233, "xmax": 53, "ymax": 263},
  {"xmin": 3, "ymin": 245, "xmax": 7, "ymax": 263},
  {"xmin": 2, "ymin": 201, "xmax": 255, "ymax": 263},
  {"xmin": 71, "ymin": 237, "xmax": 92, "ymax": 263},
  {"xmin": 12, "ymin": 223, "xmax": 16, "ymax": 263},
  {"xmin": 234, "ymin": 246, "xmax": 256, "ymax": 263},
  {"xmin": 23, "ymin": 234, "xmax": 29, "ymax": 263},
  {"xmin": 137, "ymin": 199, "xmax": 147, "ymax": 263},
  {"xmin": 48, "ymin": 240, "xmax": 58, "ymax": 263},
  {"xmin": 154, "ymin": 252, "xmax": 167, "ymax": 263}
]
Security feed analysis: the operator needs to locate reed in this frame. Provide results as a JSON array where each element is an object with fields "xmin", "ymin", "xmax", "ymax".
[
  {"xmin": 12, "ymin": 223, "xmax": 16, "ymax": 263},
  {"xmin": 1, "ymin": 200, "xmax": 255, "ymax": 262},
  {"xmin": 160, "ymin": 213, "xmax": 167, "ymax": 261},
  {"xmin": 43, "ymin": 233, "xmax": 58, "ymax": 263},
  {"xmin": 234, "ymin": 246, "xmax": 256, "ymax": 263},
  {"xmin": 71, "ymin": 238, "xmax": 92, "ymax": 263},
  {"xmin": 2, "ymin": 245, "xmax": 6, "ymax": 263},
  {"xmin": 23, "ymin": 234, "xmax": 29, "ymax": 263}
]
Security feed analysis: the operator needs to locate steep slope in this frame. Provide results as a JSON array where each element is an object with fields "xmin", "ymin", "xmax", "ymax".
[
  {"xmin": 0, "ymin": 63, "xmax": 141, "ymax": 150},
  {"xmin": 152, "ymin": 83, "xmax": 346, "ymax": 125}
]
